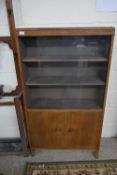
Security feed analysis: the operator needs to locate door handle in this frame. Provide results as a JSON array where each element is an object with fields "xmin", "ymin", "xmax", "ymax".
[{"xmin": 68, "ymin": 128, "xmax": 77, "ymax": 132}]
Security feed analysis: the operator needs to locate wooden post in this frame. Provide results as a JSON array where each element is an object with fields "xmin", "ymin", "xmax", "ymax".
[
  {"xmin": 4, "ymin": 0, "xmax": 29, "ymax": 155},
  {"xmin": 6, "ymin": 0, "xmax": 21, "ymax": 91}
]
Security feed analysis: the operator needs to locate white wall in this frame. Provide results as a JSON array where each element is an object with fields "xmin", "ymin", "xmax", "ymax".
[
  {"xmin": 0, "ymin": 0, "xmax": 9, "ymax": 36},
  {"xmin": 0, "ymin": 0, "xmax": 117, "ymax": 137},
  {"xmin": 0, "ymin": 106, "xmax": 20, "ymax": 138},
  {"xmin": 0, "ymin": 0, "xmax": 20, "ymax": 138}
]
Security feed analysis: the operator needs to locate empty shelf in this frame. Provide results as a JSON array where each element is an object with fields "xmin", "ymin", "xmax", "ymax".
[
  {"xmin": 25, "ymin": 76, "xmax": 104, "ymax": 86},
  {"xmin": 28, "ymin": 98, "xmax": 101, "ymax": 109},
  {"xmin": 23, "ymin": 56, "xmax": 107, "ymax": 63}
]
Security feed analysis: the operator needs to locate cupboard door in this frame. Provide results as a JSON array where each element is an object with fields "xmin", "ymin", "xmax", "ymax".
[
  {"xmin": 66, "ymin": 110, "xmax": 103, "ymax": 149},
  {"xmin": 27, "ymin": 110, "xmax": 66, "ymax": 148}
]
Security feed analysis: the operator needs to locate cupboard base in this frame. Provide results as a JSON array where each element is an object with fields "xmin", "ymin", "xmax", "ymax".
[{"xmin": 26, "ymin": 109, "xmax": 103, "ymax": 156}]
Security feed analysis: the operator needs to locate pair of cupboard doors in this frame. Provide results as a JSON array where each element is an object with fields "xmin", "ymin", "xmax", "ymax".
[{"xmin": 27, "ymin": 110, "xmax": 102, "ymax": 151}]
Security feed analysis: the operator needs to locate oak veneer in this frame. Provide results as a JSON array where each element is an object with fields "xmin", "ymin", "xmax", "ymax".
[{"xmin": 27, "ymin": 109, "xmax": 102, "ymax": 150}]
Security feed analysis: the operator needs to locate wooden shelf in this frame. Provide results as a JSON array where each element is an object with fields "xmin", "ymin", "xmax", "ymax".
[
  {"xmin": 23, "ymin": 56, "xmax": 107, "ymax": 63},
  {"xmin": 28, "ymin": 98, "xmax": 101, "ymax": 109},
  {"xmin": 25, "ymin": 76, "xmax": 104, "ymax": 86}
]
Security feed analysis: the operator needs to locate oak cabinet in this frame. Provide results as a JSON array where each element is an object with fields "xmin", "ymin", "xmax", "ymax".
[{"xmin": 16, "ymin": 28, "xmax": 114, "ymax": 156}]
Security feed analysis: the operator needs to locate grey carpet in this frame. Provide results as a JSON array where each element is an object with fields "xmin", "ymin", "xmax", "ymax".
[{"xmin": 0, "ymin": 138, "xmax": 117, "ymax": 175}]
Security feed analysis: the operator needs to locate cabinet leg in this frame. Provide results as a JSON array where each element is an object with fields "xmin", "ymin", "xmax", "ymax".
[
  {"xmin": 95, "ymin": 149, "xmax": 99, "ymax": 159},
  {"xmin": 30, "ymin": 148, "xmax": 35, "ymax": 156},
  {"xmin": 23, "ymin": 152, "xmax": 30, "ymax": 157}
]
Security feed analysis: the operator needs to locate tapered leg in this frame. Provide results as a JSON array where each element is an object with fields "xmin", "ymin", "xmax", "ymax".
[{"xmin": 95, "ymin": 149, "xmax": 99, "ymax": 159}]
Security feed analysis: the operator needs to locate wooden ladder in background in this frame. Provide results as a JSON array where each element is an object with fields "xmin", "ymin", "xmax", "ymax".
[{"xmin": 0, "ymin": 0, "xmax": 29, "ymax": 155}]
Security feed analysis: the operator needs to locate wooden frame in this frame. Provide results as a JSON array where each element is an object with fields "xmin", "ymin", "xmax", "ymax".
[
  {"xmin": 0, "ymin": 93, "xmax": 29, "ymax": 155},
  {"xmin": 6, "ymin": 0, "xmax": 23, "ymax": 91},
  {"xmin": 16, "ymin": 27, "xmax": 114, "ymax": 36},
  {"xmin": 0, "ymin": 0, "xmax": 29, "ymax": 155}
]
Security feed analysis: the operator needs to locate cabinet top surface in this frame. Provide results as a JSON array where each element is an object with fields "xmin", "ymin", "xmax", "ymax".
[{"xmin": 16, "ymin": 27, "xmax": 115, "ymax": 37}]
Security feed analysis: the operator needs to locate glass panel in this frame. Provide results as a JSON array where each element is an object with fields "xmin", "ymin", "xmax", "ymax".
[
  {"xmin": 26, "ymin": 86, "xmax": 104, "ymax": 109},
  {"xmin": 19, "ymin": 36, "xmax": 111, "ymax": 62},
  {"xmin": 19, "ymin": 35, "xmax": 111, "ymax": 109},
  {"xmin": 23, "ymin": 62, "xmax": 107, "ymax": 86}
]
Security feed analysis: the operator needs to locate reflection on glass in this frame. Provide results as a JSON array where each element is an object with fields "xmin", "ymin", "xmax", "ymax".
[{"xmin": 19, "ymin": 35, "xmax": 111, "ymax": 109}]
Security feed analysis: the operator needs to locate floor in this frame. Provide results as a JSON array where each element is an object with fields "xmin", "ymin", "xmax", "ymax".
[{"xmin": 0, "ymin": 138, "xmax": 117, "ymax": 175}]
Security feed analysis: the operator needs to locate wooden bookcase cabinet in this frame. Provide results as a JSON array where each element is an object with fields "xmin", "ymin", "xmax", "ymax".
[{"xmin": 16, "ymin": 28, "xmax": 114, "ymax": 157}]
